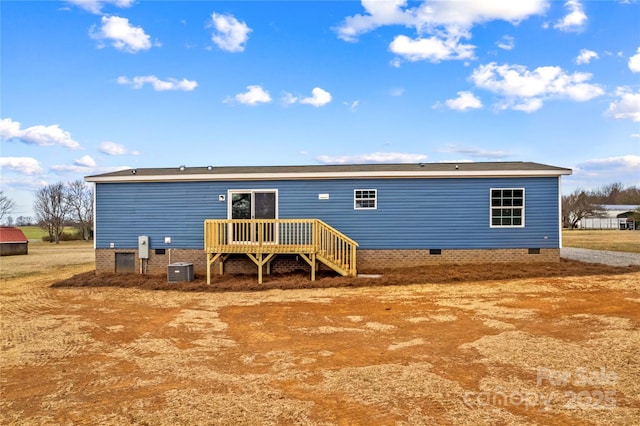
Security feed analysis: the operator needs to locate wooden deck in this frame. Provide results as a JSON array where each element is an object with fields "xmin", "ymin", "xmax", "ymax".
[{"xmin": 204, "ymin": 219, "xmax": 358, "ymax": 284}]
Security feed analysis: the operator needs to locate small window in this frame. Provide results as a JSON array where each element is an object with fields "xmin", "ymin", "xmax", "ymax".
[
  {"xmin": 490, "ymin": 188, "xmax": 525, "ymax": 227},
  {"xmin": 354, "ymin": 189, "xmax": 377, "ymax": 210}
]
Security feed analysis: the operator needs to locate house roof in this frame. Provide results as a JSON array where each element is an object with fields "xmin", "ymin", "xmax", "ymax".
[
  {"xmin": 86, "ymin": 161, "xmax": 572, "ymax": 183},
  {"xmin": 598, "ymin": 205, "xmax": 640, "ymax": 211},
  {"xmin": 0, "ymin": 227, "xmax": 28, "ymax": 243},
  {"xmin": 586, "ymin": 205, "xmax": 640, "ymax": 218}
]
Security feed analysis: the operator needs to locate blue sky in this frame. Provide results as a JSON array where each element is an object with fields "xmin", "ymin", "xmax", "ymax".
[{"xmin": 1, "ymin": 0, "xmax": 639, "ymax": 218}]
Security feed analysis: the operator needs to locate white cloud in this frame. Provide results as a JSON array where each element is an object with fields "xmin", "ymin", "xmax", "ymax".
[
  {"xmin": 576, "ymin": 155, "xmax": 640, "ymax": 171},
  {"xmin": 607, "ymin": 87, "xmax": 640, "ymax": 122},
  {"xmin": 66, "ymin": 0, "xmax": 134, "ymax": 14},
  {"xmin": 0, "ymin": 177, "xmax": 49, "ymax": 195},
  {"xmin": 317, "ymin": 152, "xmax": 428, "ymax": 164},
  {"xmin": 566, "ymin": 155, "xmax": 640, "ymax": 190},
  {"xmin": 50, "ymin": 156, "xmax": 97, "ymax": 173},
  {"xmin": 470, "ymin": 62, "xmax": 604, "ymax": 112},
  {"xmin": 336, "ymin": 0, "xmax": 548, "ymax": 42},
  {"xmin": 554, "ymin": 0, "xmax": 587, "ymax": 32},
  {"xmin": 90, "ymin": 16, "xmax": 153, "ymax": 53},
  {"xmin": 99, "ymin": 141, "xmax": 139, "ymax": 156},
  {"xmin": 0, "ymin": 157, "xmax": 44, "ymax": 175},
  {"xmin": 228, "ymin": 85, "xmax": 272, "ymax": 105},
  {"xmin": 345, "ymin": 100, "xmax": 360, "ymax": 111},
  {"xmin": 444, "ymin": 91, "xmax": 483, "ymax": 111},
  {"xmin": 281, "ymin": 93, "xmax": 299, "ymax": 106},
  {"xmin": 573, "ymin": 155, "xmax": 640, "ymax": 186},
  {"xmin": 117, "ymin": 75, "xmax": 198, "ymax": 91},
  {"xmin": 74, "ymin": 155, "xmax": 96, "ymax": 167},
  {"xmin": 575, "ymin": 49, "xmax": 598, "ymax": 65},
  {"xmin": 389, "ymin": 34, "xmax": 475, "ymax": 62},
  {"xmin": 281, "ymin": 88, "xmax": 332, "ymax": 107},
  {"xmin": 209, "ymin": 13, "xmax": 251, "ymax": 52},
  {"xmin": 511, "ymin": 98, "xmax": 544, "ymax": 113},
  {"xmin": 335, "ymin": 0, "xmax": 547, "ymax": 62},
  {"xmin": 629, "ymin": 47, "xmax": 640, "ymax": 73},
  {"xmin": 416, "ymin": 0, "xmax": 549, "ymax": 28},
  {"xmin": 439, "ymin": 145, "xmax": 509, "ymax": 159},
  {"xmin": 0, "ymin": 118, "xmax": 81, "ymax": 150},
  {"xmin": 496, "ymin": 35, "xmax": 515, "ymax": 51},
  {"xmin": 300, "ymin": 88, "xmax": 332, "ymax": 107},
  {"xmin": 335, "ymin": 0, "xmax": 413, "ymax": 42}
]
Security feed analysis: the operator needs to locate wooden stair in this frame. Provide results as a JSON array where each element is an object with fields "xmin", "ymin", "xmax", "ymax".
[{"xmin": 204, "ymin": 219, "xmax": 358, "ymax": 284}]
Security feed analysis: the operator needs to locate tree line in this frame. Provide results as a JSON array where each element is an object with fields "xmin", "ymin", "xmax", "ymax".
[
  {"xmin": 562, "ymin": 183, "xmax": 640, "ymax": 228},
  {"xmin": 0, "ymin": 180, "xmax": 93, "ymax": 243}
]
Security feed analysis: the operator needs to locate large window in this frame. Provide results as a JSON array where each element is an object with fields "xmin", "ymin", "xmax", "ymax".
[
  {"xmin": 354, "ymin": 189, "xmax": 377, "ymax": 210},
  {"xmin": 491, "ymin": 188, "xmax": 524, "ymax": 227}
]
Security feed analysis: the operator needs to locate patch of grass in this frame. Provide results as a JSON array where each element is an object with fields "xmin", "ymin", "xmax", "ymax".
[
  {"xmin": 0, "ymin": 240, "xmax": 94, "ymax": 280},
  {"xmin": 563, "ymin": 229, "xmax": 640, "ymax": 253},
  {"xmin": 18, "ymin": 226, "xmax": 80, "ymax": 240},
  {"xmin": 18, "ymin": 226, "xmax": 47, "ymax": 239}
]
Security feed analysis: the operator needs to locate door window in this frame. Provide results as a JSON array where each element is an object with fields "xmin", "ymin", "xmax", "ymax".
[{"xmin": 228, "ymin": 190, "xmax": 278, "ymax": 243}]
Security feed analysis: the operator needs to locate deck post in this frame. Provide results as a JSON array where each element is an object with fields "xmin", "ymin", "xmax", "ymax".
[
  {"xmin": 206, "ymin": 252, "xmax": 223, "ymax": 285},
  {"xmin": 219, "ymin": 254, "xmax": 230, "ymax": 275},
  {"xmin": 207, "ymin": 253, "xmax": 211, "ymax": 285}
]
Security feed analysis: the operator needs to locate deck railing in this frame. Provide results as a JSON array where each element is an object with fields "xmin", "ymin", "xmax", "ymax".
[{"xmin": 204, "ymin": 219, "xmax": 358, "ymax": 283}]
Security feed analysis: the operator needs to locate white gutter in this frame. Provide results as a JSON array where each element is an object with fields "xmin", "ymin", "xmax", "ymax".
[{"xmin": 86, "ymin": 169, "xmax": 572, "ymax": 183}]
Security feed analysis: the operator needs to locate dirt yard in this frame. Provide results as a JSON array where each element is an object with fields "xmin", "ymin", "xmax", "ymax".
[{"xmin": 1, "ymin": 245, "xmax": 640, "ymax": 424}]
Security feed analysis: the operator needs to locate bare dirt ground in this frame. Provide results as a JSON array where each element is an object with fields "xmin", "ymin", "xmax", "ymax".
[{"xmin": 2, "ymin": 248, "xmax": 640, "ymax": 424}]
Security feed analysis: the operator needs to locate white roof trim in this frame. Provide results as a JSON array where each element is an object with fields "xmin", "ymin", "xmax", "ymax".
[{"xmin": 86, "ymin": 169, "xmax": 572, "ymax": 183}]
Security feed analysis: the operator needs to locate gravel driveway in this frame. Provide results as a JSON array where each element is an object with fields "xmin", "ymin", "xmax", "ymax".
[{"xmin": 561, "ymin": 247, "xmax": 640, "ymax": 267}]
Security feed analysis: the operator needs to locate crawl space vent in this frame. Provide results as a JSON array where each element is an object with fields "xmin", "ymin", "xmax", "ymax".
[{"xmin": 167, "ymin": 262, "xmax": 194, "ymax": 283}]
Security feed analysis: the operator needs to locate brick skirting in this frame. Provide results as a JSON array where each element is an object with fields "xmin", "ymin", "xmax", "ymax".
[
  {"xmin": 95, "ymin": 247, "xmax": 560, "ymax": 276},
  {"xmin": 358, "ymin": 248, "xmax": 560, "ymax": 271}
]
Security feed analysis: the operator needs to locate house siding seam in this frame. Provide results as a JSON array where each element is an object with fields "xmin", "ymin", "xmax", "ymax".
[{"xmin": 94, "ymin": 176, "xmax": 560, "ymax": 251}]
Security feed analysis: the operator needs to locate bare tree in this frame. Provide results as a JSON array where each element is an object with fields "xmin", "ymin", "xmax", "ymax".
[
  {"xmin": 34, "ymin": 182, "xmax": 69, "ymax": 244},
  {"xmin": 0, "ymin": 191, "xmax": 16, "ymax": 224},
  {"xmin": 562, "ymin": 189, "xmax": 600, "ymax": 228},
  {"xmin": 16, "ymin": 216, "xmax": 33, "ymax": 226},
  {"xmin": 66, "ymin": 180, "xmax": 94, "ymax": 240},
  {"xmin": 589, "ymin": 182, "xmax": 640, "ymax": 204}
]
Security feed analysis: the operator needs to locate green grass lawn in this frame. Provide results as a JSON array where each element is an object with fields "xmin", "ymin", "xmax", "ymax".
[
  {"xmin": 19, "ymin": 226, "xmax": 79, "ymax": 240},
  {"xmin": 563, "ymin": 229, "xmax": 640, "ymax": 253}
]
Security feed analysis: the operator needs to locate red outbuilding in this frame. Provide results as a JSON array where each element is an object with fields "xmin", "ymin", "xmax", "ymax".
[{"xmin": 0, "ymin": 226, "xmax": 29, "ymax": 256}]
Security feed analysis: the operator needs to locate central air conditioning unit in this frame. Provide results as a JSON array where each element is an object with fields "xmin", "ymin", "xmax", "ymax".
[{"xmin": 167, "ymin": 262, "xmax": 194, "ymax": 283}]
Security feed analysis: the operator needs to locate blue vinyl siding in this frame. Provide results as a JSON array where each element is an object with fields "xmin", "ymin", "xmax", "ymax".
[{"xmin": 94, "ymin": 177, "xmax": 560, "ymax": 250}]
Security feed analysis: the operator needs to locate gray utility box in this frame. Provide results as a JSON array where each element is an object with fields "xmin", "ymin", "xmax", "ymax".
[{"xmin": 167, "ymin": 262, "xmax": 194, "ymax": 283}]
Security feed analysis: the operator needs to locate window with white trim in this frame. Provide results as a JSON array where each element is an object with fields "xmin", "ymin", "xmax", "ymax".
[
  {"xmin": 490, "ymin": 188, "xmax": 524, "ymax": 227},
  {"xmin": 354, "ymin": 189, "xmax": 377, "ymax": 210}
]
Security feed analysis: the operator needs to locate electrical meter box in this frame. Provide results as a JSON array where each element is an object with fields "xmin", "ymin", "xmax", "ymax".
[{"xmin": 138, "ymin": 236, "xmax": 149, "ymax": 259}]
